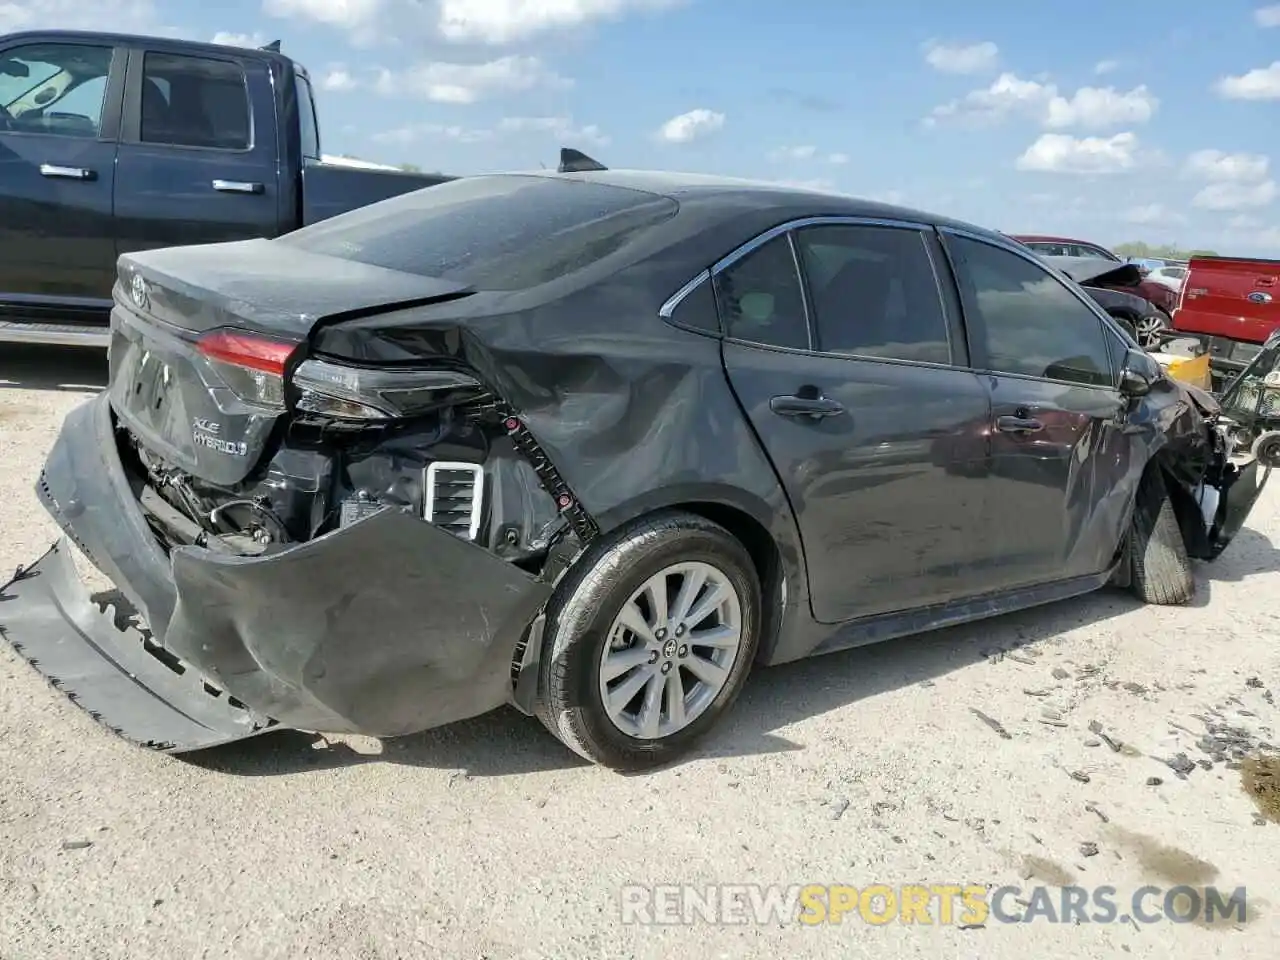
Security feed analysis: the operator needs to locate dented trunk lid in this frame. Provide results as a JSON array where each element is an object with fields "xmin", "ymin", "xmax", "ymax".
[{"xmin": 108, "ymin": 240, "xmax": 473, "ymax": 486}]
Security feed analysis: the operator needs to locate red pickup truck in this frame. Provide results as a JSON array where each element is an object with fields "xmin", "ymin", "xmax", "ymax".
[{"xmin": 1172, "ymin": 255, "xmax": 1280, "ymax": 383}]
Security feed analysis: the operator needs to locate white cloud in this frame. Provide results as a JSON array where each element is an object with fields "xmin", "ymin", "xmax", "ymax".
[
  {"xmin": 768, "ymin": 145, "xmax": 818, "ymax": 162},
  {"xmin": 1192, "ymin": 179, "xmax": 1277, "ymax": 210},
  {"xmin": 497, "ymin": 115, "xmax": 610, "ymax": 147},
  {"xmin": 210, "ymin": 31, "xmax": 267, "ymax": 47},
  {"xmin": 263, "ymin": 0, "xmax": 381, "ymax": 31},
  {"xmin": 436, "ymin": 0, "xmax": 680, "ymax": 44},
  {"xmin": 657, "ymin": 108, "xmax": 725, "ymax": 143},
  {"xmin": 374, "ymin": 114, "xmax": 609, "ymax": 148},
  {"xmin": 1215, "ymin": 62, "xmax": 1280, "ymax": 99},
  {"xmin": 928, "ymin": 74, "xmax": 1158, "ymax": 129},
  {"xmin": 1044, "ymin": 85, "xmax": 1158, "ymax": 129},
  {"xmin": 373, "ymin": 122, "xmax": 494, "ymax": 145},
  {"xmin": 1123, "ymin": 203, "xmax": 1185, "ymax": 225},
  {"xmin": 1094, "ymin": 59, "xmax": 1119, "ymax": 75},
  {"xmin": 374, "ymin": 57, "xmax": 570, "ymax": 104},
  {"xmin": 1256, "ymin": 4, "xmax": 1280, "ymax": 26},
  {"xmin": 321, "ymin": 66, "xmax": 358, "ymax": 91},
  {"xmin": 0, "ymin": 0, "xmax": 159, "ymax": 33},
  {"xmin": 827, "ymin": 152, "xmax": 850, "ymax": 165},
  {"xmin": 1184, "ymin": 149, "xmax": 1270, "ymax": 182},
  {"xmin": 1015, "ymin": 132, "xmax": 1140, "ymax": 174},
  {"xmin": 926, "ymin": 72, "xmax": 1055, "ymax": 126},
  {"xmin": 922, "ymin": 39, "xmax": 999, "ymax": 74}
]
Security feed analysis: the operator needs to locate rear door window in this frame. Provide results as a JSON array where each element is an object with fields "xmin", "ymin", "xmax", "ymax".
[
  {"xmin": 794, "ymin": 223, "xmax": 950, "ymax": 364},
  {"xmin": 140, "ymin": 52, "xmax": 250, "ymax": 150},
  {"xmin": 278, "ymin": 174, "xmax": 679, "ymax": 291}
]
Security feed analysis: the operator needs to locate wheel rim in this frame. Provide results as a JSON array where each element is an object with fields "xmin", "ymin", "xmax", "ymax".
[
  {"xmin": 597, "ymin": 560, "xmax": 743, "ymax": 740},
  {"xmin": 1135, "ymin": 313, "xmax": 1166, "ymax": 349}
]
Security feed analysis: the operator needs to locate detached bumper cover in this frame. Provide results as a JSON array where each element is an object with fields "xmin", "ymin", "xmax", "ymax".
[{"xmin": 1, "ymin": 393, "xmax": 553, "ymax": 751}]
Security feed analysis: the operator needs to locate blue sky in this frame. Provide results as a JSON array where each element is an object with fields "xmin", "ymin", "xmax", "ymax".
[{"xmin": 8, "ymin": 0, "xmax": 1280, "ymax": 253}]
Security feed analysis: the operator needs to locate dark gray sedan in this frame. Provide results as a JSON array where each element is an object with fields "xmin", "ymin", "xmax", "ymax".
[{"xmin": 2, "ymin": 165, "xmax": 1272, "ymax": 770}]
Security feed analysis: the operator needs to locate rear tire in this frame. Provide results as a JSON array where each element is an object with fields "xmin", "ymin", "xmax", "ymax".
[
  {"xmin": 1127, "ymin": 468, "xmax": 1195, "ymax": 605},
  {"xmin": 534, "ymin": 510, "xmax": 761, "ymax": 771}
]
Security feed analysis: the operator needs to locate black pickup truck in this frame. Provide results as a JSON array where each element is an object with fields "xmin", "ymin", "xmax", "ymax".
[{"xmin": 0, "ymin": 30, "xmax": 454, "ymax": 347}]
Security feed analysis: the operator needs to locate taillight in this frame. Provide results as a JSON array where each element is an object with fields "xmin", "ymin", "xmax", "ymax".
[
  {"xmin": 291, "ymin": 357, "xmax": 485, "ymax": 420},
  {"xmin": 196, "ymin": 329, "xmax": 298, "ymax": 410}
]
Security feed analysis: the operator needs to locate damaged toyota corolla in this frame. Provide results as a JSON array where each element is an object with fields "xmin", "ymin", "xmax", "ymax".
[{"xmin": 2, "ymin": 166, "xmax": 1276, "ymax": 771}]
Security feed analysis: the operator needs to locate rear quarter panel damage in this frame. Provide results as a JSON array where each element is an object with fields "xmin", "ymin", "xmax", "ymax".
[{"xmin": 163, "ymin": 505, "xmax": 553, "ymax": 736}]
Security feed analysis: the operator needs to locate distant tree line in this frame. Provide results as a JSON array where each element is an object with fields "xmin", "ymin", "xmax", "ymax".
[{"xmin": 1113, "ymin": 241, "xmax": 1219, "ymax": 260}]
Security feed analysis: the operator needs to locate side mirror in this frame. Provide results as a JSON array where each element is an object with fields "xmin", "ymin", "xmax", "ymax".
[{"xmin": 1119, "ymin": 347, "xmax": 1156, "ymax": 396}]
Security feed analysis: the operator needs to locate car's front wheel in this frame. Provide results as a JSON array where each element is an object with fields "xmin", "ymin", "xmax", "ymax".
[
  {"xmin": 535, "ymin": 511, "xmax": 761, "ymax": 770},
  {"xmin": 1126, "ymin": 467, "xmax": 1195, "ymax": 605}
]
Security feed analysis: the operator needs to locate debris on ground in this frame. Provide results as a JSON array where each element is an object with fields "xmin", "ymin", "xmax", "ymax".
[
  {"xmin": 1080, "ymin": 842, "xmax": 1099, "ymax": 857},
  {"xmin": 1164, "ymin": 753, "xmax": 1197, "ymax": 779},
  {"xmin": 1085, "ymin": 802, "xmax": 1109, "ymax": 823},
  {"xmin": 1052, "ymin": 667, "xmax": 1071, "ymax": 680},
  {"xmin": 970, "ymin": 708, "xmax": 1012, "ymax": 740},
  {"xmin": 829, "ymin": 797, "xmax": 851, "ymax": 820},
  {"xmin": 1070, "ymin": 771, "xmax": 1091, "ymax": 784},
  {"xmin": 1246, "ymin": 677, "xmax": 1265, "ymax": 689},
  {"xmin": 60, "ymin": 840, "xmax": 92, "ymax": 851},
  {"xmin": 1147, "ymin": 777, "xmax": 1163, "ymax": 787}
]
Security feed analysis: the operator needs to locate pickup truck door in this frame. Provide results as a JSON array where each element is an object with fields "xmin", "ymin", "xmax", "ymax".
[
  {"xmin": 114, "ymin": 45, "xmax": 280, "ymax": 258},
  {"xmin": 1179, "ymin": 257, "xmax": 1280, "ymax": 345},
  {"xmin": 0, "ymin": 38, "xmax": 125, "ymax": 306}
]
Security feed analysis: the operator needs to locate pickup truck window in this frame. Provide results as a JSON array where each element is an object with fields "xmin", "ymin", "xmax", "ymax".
[
  {"xmin": 140, "ymin": 52, "xmax": 250, "ymax": 151},
  {"xmin": 0, "ymin": 43, "xmax": 112, "ymax": 138},
  {"xmin": 295, "ymin": 71, "xmax": 320, "ymax": 159},
  {"xmin": 277, "ymin": 174, "xmax": 679, "ymax": 292}
]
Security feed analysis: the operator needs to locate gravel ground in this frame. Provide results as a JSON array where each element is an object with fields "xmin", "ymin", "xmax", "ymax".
[{"xmin": 1, "ymin": 344, "xmax": 1278, "ymax": 959}]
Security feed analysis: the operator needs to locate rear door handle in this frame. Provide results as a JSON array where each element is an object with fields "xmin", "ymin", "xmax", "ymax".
[
  {"xmin": 212, "ymin": 179, "xmax": 264, "ymax": 194},
  {"xmin": 1257, "ymin": 277, "xmax": 1276, "ymax": 286},
  {"xmin": 39, "ymin": 163, "xmax": 94, "ymax": 180},
  {"xmin": 996, "ymin": 415, "xmax": 1044, "ymax": 433},
  {"xmin": 770, "ymin": 395, "xmax": 845, "ymax": 419}
]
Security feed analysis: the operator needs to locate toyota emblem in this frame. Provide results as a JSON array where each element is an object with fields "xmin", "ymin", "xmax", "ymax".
[{"xmin": 130, "ymin": 273, "xmax": 149, "ymax": 309}]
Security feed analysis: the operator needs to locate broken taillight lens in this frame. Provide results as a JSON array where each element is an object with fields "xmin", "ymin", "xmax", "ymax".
[
  {"xmin": 196, "ymin": 329, "xmax": 298, "ymax": 410},
  {"xmin": 290, "ymin": 357, "xmax": 485, "ymax": 420}
]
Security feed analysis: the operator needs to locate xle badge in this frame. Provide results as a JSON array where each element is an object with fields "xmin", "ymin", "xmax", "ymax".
[{"xmin": 192, "ymin": 417, "xmax": 248, "ymax": 457}]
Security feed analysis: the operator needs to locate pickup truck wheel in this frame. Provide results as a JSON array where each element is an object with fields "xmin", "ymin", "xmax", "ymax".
[
  {"xmin": 534, "ymin": 511, "xmax": 761, "ymax": 771},
  {"xmin": 1127, "ymin": 467, "xmax": 1195, "ymax": 605}
]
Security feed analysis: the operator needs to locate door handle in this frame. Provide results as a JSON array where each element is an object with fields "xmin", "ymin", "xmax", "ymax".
[
  {"xmin": 1257, "ymin": 277, "xmax": 1276, "ymax": 286},
  {"xmin": 212, "ymin": 179, "xmax": 264, "ymax": 194},
  {"xmin": 770, "ymin": 394, "xmax": 846, "ymax": 419},
  {"xmin": 39, "ymin": 163, "xmax": 94, "ymax": 180},
  {"xmin": 996, "ymin": 415, "xmax": 1044, "ymax": 433}
]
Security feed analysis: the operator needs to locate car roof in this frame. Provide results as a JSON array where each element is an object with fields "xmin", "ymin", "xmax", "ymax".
[
  {"xmin": 515, "ymin": 168, "xmax": 1004, "ymax": 241},
  {"xmin": 1010, "ymin": 234, "xmax": 1110, "ymax": 248},
  {"xmin": 1, "ymin": 30, "xmax": 292, "ymax": 66}
]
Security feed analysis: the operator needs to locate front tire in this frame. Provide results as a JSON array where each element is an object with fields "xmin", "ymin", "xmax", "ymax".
[
  {"xmin": 534, "ymin": 511, "xmax": 761, "ymax": 771},
  {"xmin": 1127, "ymin": 468, "xmax": 1195, "ymax": 605}
]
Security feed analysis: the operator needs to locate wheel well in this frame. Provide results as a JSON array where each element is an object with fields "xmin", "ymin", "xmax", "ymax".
[
  {"xmin": 674, "ymin": 501, "xmax": 787, "ymax": 663},
  {"xmin": 1154, "ymin": 460, "xmax": 1211, "ymax": 559}
]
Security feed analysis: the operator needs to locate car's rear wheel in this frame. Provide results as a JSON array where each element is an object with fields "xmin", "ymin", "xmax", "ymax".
[
  {"xmin": 534, "ymin": 511, "xmax": 761, "ymax": 770},
  {"xmin": 1127, "ymin": 467, "xmax": 1195, "ymax": 605}
]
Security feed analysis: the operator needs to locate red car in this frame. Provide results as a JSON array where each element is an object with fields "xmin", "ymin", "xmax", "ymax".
[{"xmin": 1010, "ymin": 235, "xmax": 1180, "ymax": 321}]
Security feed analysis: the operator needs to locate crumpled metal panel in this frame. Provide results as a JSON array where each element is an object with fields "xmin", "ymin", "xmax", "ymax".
[{"xmin": 0, "ymin": 541, "xmax": 274, "ymax": 752}]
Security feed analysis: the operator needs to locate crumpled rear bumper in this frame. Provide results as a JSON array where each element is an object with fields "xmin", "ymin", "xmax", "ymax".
[{"xmin": 0, "ymin": 392, "xmax": 553, "ymax": 752}]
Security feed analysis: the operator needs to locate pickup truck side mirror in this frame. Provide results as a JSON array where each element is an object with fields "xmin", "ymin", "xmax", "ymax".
[{"xmin": 1119, "ymin": 347, "xmax": 1157, "ymax": 397}]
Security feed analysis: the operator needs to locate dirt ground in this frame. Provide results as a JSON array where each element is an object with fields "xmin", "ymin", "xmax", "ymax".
[{"xmin": 1, "ymin": 344, "xmax": 1278, "ymax": 959}]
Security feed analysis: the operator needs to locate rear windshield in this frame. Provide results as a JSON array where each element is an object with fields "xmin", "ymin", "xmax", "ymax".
[{"xmin": 277, "ymin": 174, "xmax": 679, "ymax": 291}]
